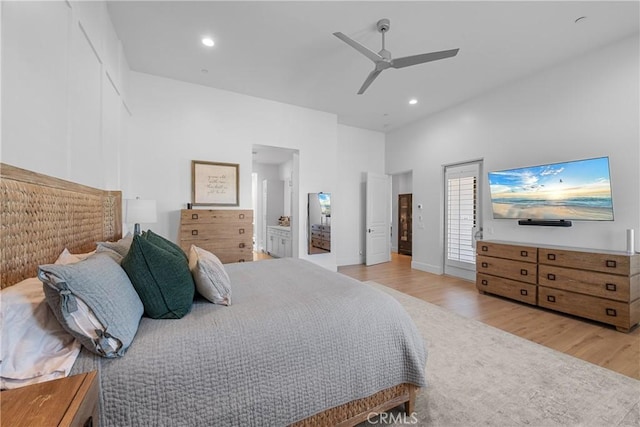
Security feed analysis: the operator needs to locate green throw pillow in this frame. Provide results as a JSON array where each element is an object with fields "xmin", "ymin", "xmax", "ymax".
[
  {"xmin": 142, "ymin": 229, "xmax": 187, "ymax": 260},
  {"xmin": 122, "ymin": 234, "xmax": 195, "ymax": 319}
]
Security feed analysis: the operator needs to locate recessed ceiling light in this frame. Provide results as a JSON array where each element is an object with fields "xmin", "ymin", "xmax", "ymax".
[
  {"xmin": 409, "ymin": 99, "xmax": 418, "ymax": 105},
  {"xmin": 201, "ymin": 37, "xmax": 215, "ymax": 47}
]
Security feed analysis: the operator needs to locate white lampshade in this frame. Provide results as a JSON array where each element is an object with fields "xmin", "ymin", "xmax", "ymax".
[{"xmin": 125, "ymin": 199, "xmax": 157, "ymax": 224}]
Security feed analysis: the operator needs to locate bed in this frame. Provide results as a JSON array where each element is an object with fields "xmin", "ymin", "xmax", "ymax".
[{"xmin": 0, "ymin": 163, "xmax": 427, "ymax": 426}]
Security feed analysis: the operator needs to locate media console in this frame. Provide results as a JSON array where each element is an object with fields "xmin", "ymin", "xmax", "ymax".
[{"xmin": 476, "ymin": 240, "xmax": 640, "ymax": 332}]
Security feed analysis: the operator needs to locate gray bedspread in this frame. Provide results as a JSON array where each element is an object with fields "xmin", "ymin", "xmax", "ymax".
[{"xmin": 71, "ymin": 258, "xmax": 427, "ymax": 426}]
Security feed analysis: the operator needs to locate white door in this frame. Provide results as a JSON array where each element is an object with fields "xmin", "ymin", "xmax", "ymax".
[
  {"xmin": 366, "ymin": 172, "xmax": 391, "ymax": 266},
  {"xmin": 444, "ymin": 161, "xmax": 482, "ymax": 280}
]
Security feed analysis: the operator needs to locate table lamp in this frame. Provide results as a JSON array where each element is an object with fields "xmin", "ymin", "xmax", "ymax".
[{"xmin": 125, "ymin": 198, "xmax": 157, "ymax": 236}]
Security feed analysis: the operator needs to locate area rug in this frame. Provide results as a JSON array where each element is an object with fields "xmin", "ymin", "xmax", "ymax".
[{"xmin": 363, "ymin": 281, "xmax": 640, "ymax": 426}]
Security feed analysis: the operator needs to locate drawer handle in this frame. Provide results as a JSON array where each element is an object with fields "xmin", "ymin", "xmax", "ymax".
[
  {"xmin": 547, "ymin": 253, "xmax": 556, "ymax": 261},
  {"xmin": 547, "ymin": 295, "xmax": 556, "ymax": 303},
  {"xmin": 520, "ymin": 250, "xmax": 528, "ymax": 257},
  {"xmin": 239, "ymin": 228, "xmax": 245, "ymax": 235},
  {"xmin": 520, "ymin": 289, "xmax": 528, "ymax": 296},
  {"xmin": 239, "ymin": 243, "xmax": 245, "ymax": 249},
  {"xmin": 520, "ymin": 269, "xmax": 528, "ymax": 276},
  {"xmin": 606, "ymin": 260, "xmax": 617, "ymax": 268},
  {"xmin": 547, "ymin": 273, "xmax": 556, "ymax": 281},
  {"xmin": 191, "ymin": 213, "xmax": 199, "ymax": 220},
  {"xmin": 605, "ymin": 283, "xmax": 617, "ymax": 292},
  {"xmin": 481, "ymin": 262, "xmax": 488, "ymax": 268},
  {"xmin": 239, "ymin": 213, "xmax": 245, "ymax": 219},
  {"xmin": 606, "ymin": 308, "xmax": 617, "ymax": 317},
  {"xmin": 481, "ymin": 245, "xmax": 488, "ymax": 252},
  {"xmin": 481, "ymin": 279, "xmax": 488, "ymax": 286},
  {"xmin": 191, "ymin": 230, "xmax": 199, "ymax": 236}
]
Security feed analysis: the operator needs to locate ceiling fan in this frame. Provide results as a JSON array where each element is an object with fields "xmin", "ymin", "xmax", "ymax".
[{"xmin": 333, "ymin": 19, "xmax": 459, "ymax": 95}]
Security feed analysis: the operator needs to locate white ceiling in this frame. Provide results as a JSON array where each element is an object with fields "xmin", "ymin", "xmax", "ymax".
[{"xmin": 107, "ymin": 1, "xmax": 639, "ymax": 133}]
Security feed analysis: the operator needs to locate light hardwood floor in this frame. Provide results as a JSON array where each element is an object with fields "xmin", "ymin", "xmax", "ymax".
[{"xmin": 338, "ymin": 253, "xmax": 640, "ymax": 380}]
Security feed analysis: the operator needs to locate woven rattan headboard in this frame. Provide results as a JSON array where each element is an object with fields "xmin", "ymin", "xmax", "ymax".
[{"xmin": 0, "ymin": 163, "xmax": 122, "ymax": 288}]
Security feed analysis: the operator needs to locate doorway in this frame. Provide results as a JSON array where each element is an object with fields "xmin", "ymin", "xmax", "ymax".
[
  {"xmin": 391, "ymin": 171, "xmax": 413, "ymax": 257},
  {"xmin": 252, "ymin": 145, "xmax": 299, "ymax": 258},
  {"xmin": 398, "ymin": 193, "xmax": 412, "ymax": 256},
  {"xmin": 443, "ymin": 160, "xmax": 483, "ymax": 280}
]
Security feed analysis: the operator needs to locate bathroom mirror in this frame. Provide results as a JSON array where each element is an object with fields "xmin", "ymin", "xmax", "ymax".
[{"xmin": 308, "ymin": 193, "xmax": 331, "ymax": 254}]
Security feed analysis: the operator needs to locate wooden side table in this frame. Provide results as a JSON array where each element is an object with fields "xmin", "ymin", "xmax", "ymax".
[{"xmin": 0, "ymin": 371, "xmax": 99, "ymax": 427}]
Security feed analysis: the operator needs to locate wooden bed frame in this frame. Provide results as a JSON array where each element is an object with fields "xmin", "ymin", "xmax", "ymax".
[{"xmin": 0, "ymin": 162, "xmax": 417, "ymax": 426}]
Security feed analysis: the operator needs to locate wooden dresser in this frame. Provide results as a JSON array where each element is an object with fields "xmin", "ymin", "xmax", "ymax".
[
  {"xmin": 476, "ymin": 241, "xmax": 538, "ymax": 306},
  {"xmin": 179, "ymin": 209, "xmax": 253, "ymax": 263},
  {"xmin": 310, "ymin": 224, "xmax": 331, "ymax": 251},
  {"xmin": 0, "ymin": 371, "xmax": 99, "ymax": 427},
  {"xmin": 477, "ymin": 240, "xmax": 640, "ymax": 332}
]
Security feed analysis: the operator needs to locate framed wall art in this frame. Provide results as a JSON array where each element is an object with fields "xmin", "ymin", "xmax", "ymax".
[{"xmin": 191, "ymin": 160, "xmax": 239, "ymax": 206}]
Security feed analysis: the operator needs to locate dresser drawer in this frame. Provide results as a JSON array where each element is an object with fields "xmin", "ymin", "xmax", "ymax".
[
  {"xmin": 317, "ymin": 240, "xmax": 330, "ymax": 250},
  {"xmin": 477, "ymin": 273, "xmax": 537, "ymax": 305},
  {"xmin": 190, "ymin": 245, "xmax": 252, "ymax": 263},
  {"xmin": 538, "ymin": 287, "xmax": 635, "ymax": 330},
  {"xmin": 477, "ymin": 255, "xmax": 537, "ymax": 284},
  {"xmin": 181, "ymin": 209, "xmax": 252, "ymax": 224},
  {"xmin": 539, "ymin": 248, "xmax": 633, "ymax": 275},
  {"xmin": 539, "ymin": 265, "xmax": 633, "ymax": 302},
  {"xmin": 180, "ymin": 223, "xmax": 250, "ymax": 241},
  {"xmin": 477, "ymin": 241, "xmax": 537, "ymax": 263}
]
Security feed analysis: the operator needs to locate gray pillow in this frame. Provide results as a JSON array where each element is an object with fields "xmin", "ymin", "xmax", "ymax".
[
  {"xmin": 189, "ymin": 245, "xmax": 232, "ymax": 306},
  {"xmin": 96, "ymin": 233, "xmax": 133, "ymax": 262},
  {"xmin": 38, "ymin": 252, "xmax": 143, "ymax": 358}
]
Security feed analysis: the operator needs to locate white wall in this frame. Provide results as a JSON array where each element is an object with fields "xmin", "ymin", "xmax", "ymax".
[
  {"xmin": 335, "ymin": 124, "xmax": 386, "ymax": 266},
  {"xmin": 279, "ymin": 159, "xmax": 293, "ymax": 217},
  {"xmin": 124, "ymin": 72, "xmax": 338, "ymax": 270},
  {"xmin": 386, "ymin": 35, "xmax": 640, "ymax": 274},
  {"xmin": 1, "ymin": 1, "xmax": 129, "ymax": 188},
  {"xmin": 252, "ymin": 162, "xmax": 280, "ymax": 252}
]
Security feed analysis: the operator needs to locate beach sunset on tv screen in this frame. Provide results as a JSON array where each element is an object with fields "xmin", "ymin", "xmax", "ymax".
[{"xmin": 488, "ymin": 157, "xmax": 614, "ymax": 221}]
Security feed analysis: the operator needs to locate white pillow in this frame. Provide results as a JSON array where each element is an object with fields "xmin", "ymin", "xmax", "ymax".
[
  {"xmin": 0, "ymin": 278, "xmax": 81, "ymax": 389},
  {"xmin": 189, "ymin": 245, "xmax": 232, "ymax": 306},
  {"xmin": 55, "ymin": 248, "xmax": 96, "ymax": 265}
]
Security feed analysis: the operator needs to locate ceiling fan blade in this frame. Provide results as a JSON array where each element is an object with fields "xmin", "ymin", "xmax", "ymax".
[
  {"xmin": 391, "ymin": 48, "xmax": 459, "ymax": 69},
  {"xmin": 357, "ymin": 69, "xmax": 383, "ymax": 95},
  {"xmin": 333, "ymin": 32, "xmax": 383, "ymax": 63}
]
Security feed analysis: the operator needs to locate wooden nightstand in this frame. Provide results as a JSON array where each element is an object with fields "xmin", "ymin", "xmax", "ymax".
[{"xmin": 0, "ymin": 371, "xmax": 99, "ymax": 427}]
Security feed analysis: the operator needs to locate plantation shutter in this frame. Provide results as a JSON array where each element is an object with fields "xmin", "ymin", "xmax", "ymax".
[{"xmin": 445, "ymin": 163, "xmax": 479, "ymax": 270}]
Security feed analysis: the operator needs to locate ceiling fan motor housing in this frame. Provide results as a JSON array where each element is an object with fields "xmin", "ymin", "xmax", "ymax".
[{"xmin": 377, "ymin": 18, "xmax": 390, "ymax": 33}]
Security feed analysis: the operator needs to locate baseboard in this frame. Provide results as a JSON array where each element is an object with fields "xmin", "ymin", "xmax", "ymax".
[
  {"xmin": 337, "ymin": 255, "xmax": 365, "ymax": 267},
  {"xmin": 411, "ymin": 260, "xmax": 443, "ymax": 275}
]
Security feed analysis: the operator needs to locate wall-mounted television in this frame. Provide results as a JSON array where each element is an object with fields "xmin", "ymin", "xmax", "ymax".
[{"xmin": 488, "ymin": 156, "xmax": 614, "ymax": 222}]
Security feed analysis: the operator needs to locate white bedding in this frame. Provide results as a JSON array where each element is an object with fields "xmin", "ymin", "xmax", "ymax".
[{"xmin": 0, "ymin": 277, "xmax": 80, "ymax": 389}]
